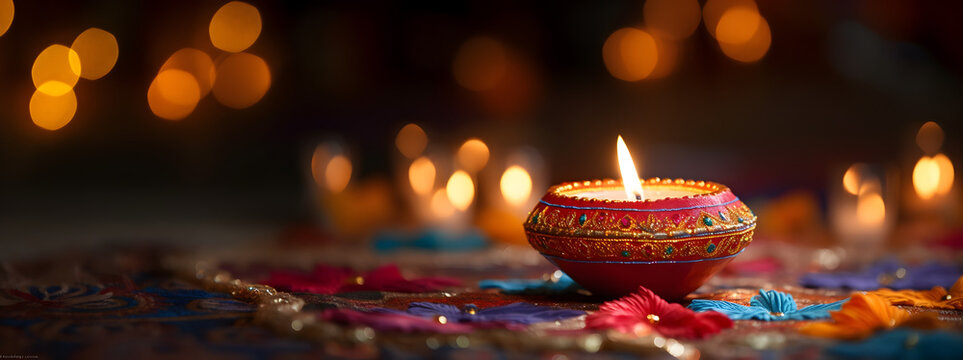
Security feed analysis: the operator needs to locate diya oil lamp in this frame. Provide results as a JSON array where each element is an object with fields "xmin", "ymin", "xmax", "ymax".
[{"xmin": 523, "ymin": 136, "xmax": 756, "ymax": 300}]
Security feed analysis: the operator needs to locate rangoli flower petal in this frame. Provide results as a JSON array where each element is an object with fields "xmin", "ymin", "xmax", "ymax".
[
  {"xmin": 586, "ymin": 286, "xmax": 732, "ymax": 339},
  {"xmin": 689, "ymin": 289, "xmax": 845, "ymax": 321},
  {"xmin": 871, "ymin": 275, "xmax": 963, "ymax": 310},
  {"xmin": 797, "ymin": 292, "xmax": 942, "ymax": 340}
]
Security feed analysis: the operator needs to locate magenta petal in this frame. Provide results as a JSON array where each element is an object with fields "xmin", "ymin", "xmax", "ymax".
[
  {"xmin": 321, "ymin": 308, "xmax": 472, "ymax": 333},
  {"xmin": 344, "ymin": 265, "xmax": 461, "ymax": 293},
  {"xmin": 586, "ymin": 285, "xmax": 732, "ymax": 339}
]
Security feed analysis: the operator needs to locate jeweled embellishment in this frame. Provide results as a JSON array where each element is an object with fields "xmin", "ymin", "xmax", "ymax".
[
  {"xmin": 706, "ymin": 243, "xmax": 716, "ymax": 253},
  {"xmin": 621, "ymin": 250, "xmax": 631, "ymax": 257},
  {"xmin": 702, "ymin": 216, "xmax": 714, "ymax": 226},
  {"xmin": 718, "ymin": 211, "xmax": 728, "ymax": 221},
  {"xmin": 665, "ymin": 246, "xmax": 674, "ymax": 255},
  {"xmin": 531, "ymin": 213, "xmax": 540, "ymax": 224},
  {"xmin": 620, "ymin": 217, "xmax": 631, "ymax": 228},
  {"xmin": 578, "ymin": 214, "xmax": 587, "ymax": 226}
]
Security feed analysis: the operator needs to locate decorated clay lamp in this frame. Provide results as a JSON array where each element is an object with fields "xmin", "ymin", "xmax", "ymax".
[{"xmin": 523, "ymin": 136, "xmax": 756, "ymax": 300}]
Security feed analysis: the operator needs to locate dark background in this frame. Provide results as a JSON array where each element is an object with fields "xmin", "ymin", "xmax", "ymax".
[{"xmin": 0, "ymin": 1, "xmax": 960, "ymax": 257}]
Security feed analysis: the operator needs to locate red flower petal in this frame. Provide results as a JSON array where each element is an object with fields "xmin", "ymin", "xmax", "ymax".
[
  {"xmin": 263, "ymin": 264, "xmax": 460, "ymax": 294},
  {"xmin": 586, "ymin": 286, "xmax": 732, "ymax": 339}
]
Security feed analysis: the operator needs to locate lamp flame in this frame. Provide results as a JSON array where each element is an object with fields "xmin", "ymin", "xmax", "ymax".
[
  {"xmin": 617, "ymin": 135, "xmax": 644, "ymax": 200},
  {"xmin": 856, "ymin": 184, "xmax": 885, "ymax": 226}
]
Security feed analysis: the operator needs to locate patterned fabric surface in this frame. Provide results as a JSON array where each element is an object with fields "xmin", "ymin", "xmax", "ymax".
[
  {"xmin": 0, "ymin": 250, "xmax": 322, "ymax": 359},
  {"xmin": 2, "ymin": 247, "xmax": 963, "ymax": 359}
]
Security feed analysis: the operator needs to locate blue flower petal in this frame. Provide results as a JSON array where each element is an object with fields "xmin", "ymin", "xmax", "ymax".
[
  {"xmin": 478, "ymin": 272, "xmax": 580, "ymax": 295},
  {"xmin": 688, "ymin": 299, "xmax": 770, "ymax": 320},
  {"xmin": 689, "ymin": 289, "xmax": 848, "ymax": 321},
  {"xmin": 750, "ymin": 289, "xmax": 798, "ymax": 313},
  {"xmin": 791, "ymin": 298, "xmax": 848, "ymax": 320}
]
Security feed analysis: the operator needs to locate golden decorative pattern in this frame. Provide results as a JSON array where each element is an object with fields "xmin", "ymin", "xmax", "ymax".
[
  {"xmin": 523, "ymin": 178, "xmax": 757, "ymax": 262},
  {"xmin": 527, "ymin": 227, "xmax": 754, "ymax": 262}
]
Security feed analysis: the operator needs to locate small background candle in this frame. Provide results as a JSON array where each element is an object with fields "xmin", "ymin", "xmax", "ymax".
[
  {"xmin": 309, "ymin": 140, "xmax": 394, "ymax": 240},
  {"xmin": 478, "ymin": 147, "xmax": 546, "ymax": 245},
  {"xmin": 829, "ymin": 162, "xmax": 898, "ymax": 259},
  {"xmin": 905, "ymin": 122, "xmax": 956, "ymax": 217}
]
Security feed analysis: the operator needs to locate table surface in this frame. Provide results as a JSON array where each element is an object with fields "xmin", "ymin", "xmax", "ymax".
[{"xmin": 1, "ymin": 240, "xmax": 961, "ymax": 359}]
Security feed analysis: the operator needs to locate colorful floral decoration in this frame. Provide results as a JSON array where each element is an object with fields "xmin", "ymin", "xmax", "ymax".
[
  {"xmin": 799, "ymin": 292, "xmax": 940, "ymax": 340},
  {"xmin": 321, "ymin": 308, "xmax": 474, "ymax": 334},
  {"xmin": 378, "ymin": 302, "xmax": 586, "ymax": 326},
  {"xmin": 585, "ymin": 286, "xmax": 732, "ymax": 339},
  {"xmin": 870, "ymin": 275, "xmax": 963, "ymax": 310},
  {"xmin": 799, "ymin": 260, "xmax": 960, "ymax": 290},
  {"xmin": 478, "ymin": 271, "xmax": 583, "ymax": 295},
  {"xmin": 826, "ymin": 329, "xmax": 963, "ymax": 360},
  {"xmin": 263, "ymin": 264, "xmax": 461, "ymax": 294},
  {"xmin": 688, "ymin": 289, "xmax": 847, "ymax": 321}
]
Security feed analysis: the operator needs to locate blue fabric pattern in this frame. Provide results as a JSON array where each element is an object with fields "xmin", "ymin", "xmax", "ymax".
[
  {"xmin": 799, "ymin": 259, "xmax": 960, "ymax": 290},
  {"xmin": 827, "ymin": 329, "xmax": 963, "ymax": 360}
]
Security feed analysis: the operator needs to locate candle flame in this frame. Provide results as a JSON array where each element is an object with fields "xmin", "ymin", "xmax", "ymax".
[
  {"xmin": 914, "ymin": 154, "xmax": 955, "ymax": 200},
  {"xmin": 446, "ymin": 170, "xmax": 475, "ymax": 211},
  {"xmin": 500, "ymin": 165, "xmax": 533, "ymax": 206},
  {"xmin": 408, "ymin": 157, "xmax": 436, "ymax": 196},
  {"xmin": 842, "ymin": 164, "xmax": 862, "ymax": 195},
  {"xmin": 324, "ymin": 155, "xmax": 352, "ymax": 193},
  {"xmin": 913, "ymin": 156, "xmax": 940, "ymax": 200},
  {"xmin": 856, "ymin": 184, "xmax": 885, "ymax": 226},
  {"xmin": 617, "ymin": 135, "xmax": 644, "ymax": 200}
]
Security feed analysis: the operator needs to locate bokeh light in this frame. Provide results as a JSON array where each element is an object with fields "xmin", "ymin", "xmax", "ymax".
[
  {"xmin": 446, "ymin": 170, "xmax": 475, "ymax": 211},
  {"xmin": 396, "ymin": 123, "xmax": 428, "ymax": 159},
  {"xmin": 715, "ymin": 7, "xmax": 761, "ymax": 44},
  {"xmin": 452, "ymin": 36, "xmax": 508, "ymax": 92},
  {"xmin": 456, "ymin": 139, "xmax": 489, "ymax": 173},
  {"xmin": 913, "ymin": 156, "xmax": 940, "ymax": 200},
  {"xmin": 643, "ymin": 0, "xmax": 702, "ymax": 41},
  {"xmin": 30, "ymin": 89, "xmax": 77, "ymax": 131},
  {"xmin": 209, "ymin": 1, "xmax": 262, "ymax": 53},
  {"xmin": 703, "ymin": 0, "xmax": 758, "ymax": 38},
  {"xmin": 856, "ymin": 185, "xmax": 885, "ymax": 226},
  {"xmin": 408, "ymin": 157, "xmax": 436, "ymax": 196},
  {"xmin": 148, "ymin": 69, "xmax": 201, "ymax": 121},
  {"xmin": 603, "ymin": 28, "xmax": 658, "ymax": 82},
  {"xmin": 0, "ymin": 0, "xmax": 13, "ymax": 37},
  {"xmin": 324, "ymin": 155, "xmax": 352, "ymax": 193},
  {"xmin": 500, "ymin": 165, "xmax": 532, "ymax": 206},
  {"xmin": 212, "ymin": 52, "xmax": 271, "ymax": 109},
  {"xmin": 716, "ymin": 8, "xmax": 771, "ymax": 63},
  {"xmin": 933, "ymin": 153, "xmax": 955, "ymax": 196},
  {"xmin": 32, "ymin": 45, "xmax": 81, "ymax": 96},
  {"xmin": 842, "ymin": 164, "xmax": 863, "ymax": 195},
  {"xmin": 161, "ymin": 48, "xmax": 216, "ymax": 97},
  {"xmin": 648, "ymin": 34, "xmax": 679, "ymax": 79},
  {"xmin": 430, "ymin": 189, "xmax": 455, "ymax": 219},
  {"xmin": 70, "ymin": 28, "xmax": 118, "ymax": 80},
  {"xmin": 915, "ymin": 121, "xmax": 944, "ymax": 155}
]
